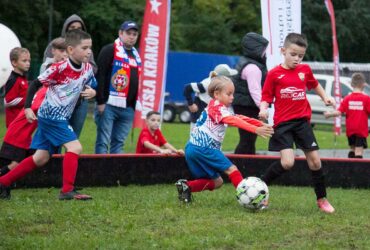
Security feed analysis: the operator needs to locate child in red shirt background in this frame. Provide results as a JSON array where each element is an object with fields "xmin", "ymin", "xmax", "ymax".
[
  {"xmin": 3, "ymin": 47, "xmax": 30, "ymax": 127},
  {"xmin": 324, "ymin": 73, "xmax": 370, "ymax": 158},
  {"xmin": 259, "ymin": 33, "xmax": 335, "ymax": 214},
  {"xmin": 136, "ymin": 111, "xmax": 184, "ymax": 155}
]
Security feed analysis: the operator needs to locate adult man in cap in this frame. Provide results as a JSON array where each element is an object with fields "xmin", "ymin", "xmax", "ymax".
[{"xmin": 95, "ymin": 21, "xmax": 142, "ymax": 154}]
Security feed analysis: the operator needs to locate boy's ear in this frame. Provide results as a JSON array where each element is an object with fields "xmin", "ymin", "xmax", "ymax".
[
  {"xmin": 66, "ymin": 46, "xmax": 74, "ymax": 54},
  {"xmin": 10, "ymin": 60, "xmax": 17, "ymax": 67},
  {"xmin": 280, "ymin": 47, "xmax": 286, "ymax": 55}
]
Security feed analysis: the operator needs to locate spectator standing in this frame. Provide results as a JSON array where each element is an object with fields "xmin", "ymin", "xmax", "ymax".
[
  {"xmin": 40, "ymin": 37, "xmax": 68, "ymax": 74},
  {"xmin": 232, "ymin": 32, "xmax": 269, "ymax": 154},
  {"xmin": 43, "ymin": 14, "xmax": 97, "ymax": 138},
  {"xmin": 4, "ymin": 47, "xmax": 31, "ymax": 128},
  {"xmin": 324, "ymin": 73, "xmax": 370, "ymax": 158},
  {"xmin": 95, "ymin": 21, "xmax": 141, "ymax": 154}
]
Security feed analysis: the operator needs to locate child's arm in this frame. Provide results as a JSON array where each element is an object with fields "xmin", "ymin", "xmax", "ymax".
[
  {"xmin": 163, "ymin": 143, "xmax": 185, "ymax": 155},
  {"xmin": 24, "ymin": 80, "xmax": 43, "ymax": 123},
  {"xmin": 221, "ymin": 115, "xmax": 274, "ymax": 138},
  {"xmin": 324, "ymin": 110, "xmax": 342, "ymax": 118},
  {"xmin": 81, "ymin": 85, "xmax": 96, "ymax": 100},
  {"xmin": 183, "ymin": 83, "xmax": 199, "ymax": 113},
  {"xmin": 258, "ymin": 101, "xmax": 270, "ymax": 121},
  {"xmin": 234, "ymin": 114, "xmax": 263, "ymax": 127},
  {"xmin": 143, "ymin": 141, "xmax": 171, "ymax": 154},
  {"xmin": 313, "ymin": 84, "xmax": 335, "ymax": 106}
]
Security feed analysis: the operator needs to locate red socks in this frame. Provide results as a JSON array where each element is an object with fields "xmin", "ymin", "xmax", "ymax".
[
  {"xmin": 62, "ymin": 152, "xmax": 79, "ymax": 193},
  {"xmin": 0, "ymin": 156, "xmax": 37, "ymax": 187},
  {"xmin": 187, "ymin": 179, "xmax": 215, "ymax": 192},
  {"xmin": 229, "ymin": 170, "xmax": 243, "ymax": 188}
]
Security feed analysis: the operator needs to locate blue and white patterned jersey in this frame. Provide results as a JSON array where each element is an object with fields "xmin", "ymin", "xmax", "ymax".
[
  {"xmin": 37, "ymin": 59, "xmax": 96, "ymax": 121},
  {"xmin": 189, "ymin": 99, "xmax": 233, "ymax": 150}
]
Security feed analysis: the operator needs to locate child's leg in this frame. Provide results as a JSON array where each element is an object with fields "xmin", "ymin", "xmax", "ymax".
[
  {"xmin": 61, "ymin": 140, "xmax": 82, "ymax": 193},
  {"xmin": 262, "ymin": 149, "xmax": 295, "ymax": 185},
  {"xmin": 0, "ymin": 150, "xmax": 50, "ymax": 187},
  {"xmin": 187, "ymin": 177, "xmax": 220, "ymax": 192},
  {"xmin": 305, "ymin": 150, "xmax": 327, "ymax": 199},
  {"xmin": 354, "ymin": 146, "xmax": 364, "ymax": 158},
  {"xmin": 0, "ymin": 161, "xmax": 18, "ymax": 176},
  {"xmin": 224, "ymin": 165, "xmax": 243, "ymax": 188}
]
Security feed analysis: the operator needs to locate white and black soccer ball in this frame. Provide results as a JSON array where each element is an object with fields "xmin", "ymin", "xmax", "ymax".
[{"xmin": 236, "ymin": 177, "xmax": 269, "ymax": 210}]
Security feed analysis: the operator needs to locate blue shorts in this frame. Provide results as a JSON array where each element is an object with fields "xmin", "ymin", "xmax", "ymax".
[
  {"xmin": 31, "ymin": 117, "xmax": 77, "ymax": 154},
  {"xmin": 185, "ymin": 142, "xmax": 233, "ymax": 179}
]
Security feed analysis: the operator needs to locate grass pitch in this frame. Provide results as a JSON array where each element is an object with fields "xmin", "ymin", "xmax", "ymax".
[{"xmin": 1, "ymin": 185, "xmax": 369, "ymax": 249}]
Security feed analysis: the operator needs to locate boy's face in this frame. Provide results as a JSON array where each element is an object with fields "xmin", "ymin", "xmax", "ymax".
[
  {"xmin": 68, "ymin": 21, "xmax": 82, "ymax": 31},
  {"xmin": 146, "ymin": 114, "xmax": 161, "ymax": 131},
  {"xmin": 12, "ymin": 52, "xmax": 31, "ymax": 73},
  {"xmin": 119, "ymin": 29, "xmax": 139, "ymax": 49},
  {"xmin": 52, "ymin": 48, "xmax": 68, "ymax": 63},
  {"xmin": 281, "ymin": 44, "xmax": 306, "ymax": 69},
  {"xmin": 214, "ymin": 81, "xmax": 235, "ymax": 107},
  {"xmin": 67, "ymin": 39, "xmax": 92, "ymax": 64}
]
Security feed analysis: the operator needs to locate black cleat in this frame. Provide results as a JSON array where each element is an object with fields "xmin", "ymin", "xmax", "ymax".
[
  {"xmin": 0, "ymin": 183, "xmax": 11, "ymax": 200},
  {"xmin": 175, "ymin": 179, "xmax": 192, "ymax": 203}
]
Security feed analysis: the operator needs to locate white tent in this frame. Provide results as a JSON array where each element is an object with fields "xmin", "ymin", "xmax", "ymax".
[{"xmin": 0, "ymin": 23, "xmax": 21, "ymax": 88}]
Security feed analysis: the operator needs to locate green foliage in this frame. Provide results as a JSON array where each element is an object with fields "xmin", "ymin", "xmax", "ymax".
[
  {"xmin": 0, "ymin": 185, "xmax": 369, "ymax": 249},
  {"xmin": 2, "ymin": 0, "xmax": 368, "ymax": 64}
]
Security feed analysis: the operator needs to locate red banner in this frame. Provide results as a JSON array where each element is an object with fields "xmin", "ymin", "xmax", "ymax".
[
  {"xmin": 325, "ymin": 0, "xmax": 341, "ymax": 135},
  {"xmin": 133, "ymin": 0, "xmax": 171, "ymax": 128}
]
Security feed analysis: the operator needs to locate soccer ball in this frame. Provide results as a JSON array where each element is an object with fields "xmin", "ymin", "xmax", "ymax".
[{"xmin": 236, "ymin": 177, "xmax": 269, "ymax": 210}]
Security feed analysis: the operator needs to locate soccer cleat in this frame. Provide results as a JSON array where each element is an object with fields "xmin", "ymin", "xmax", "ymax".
[
  {"xmin": 175, "ymin": 179, "xmax": 192, "ymax": 203},
  {"xmin": 0, "ymin": 183, "xmax": 11, "ymax": 200},
  {"xmin": 317, "ymin": 198, "xmax": 335, "ymax": 213},
  {"xmin": 59, "ymin": 190, "xmax": 92, "ymax": 201}
]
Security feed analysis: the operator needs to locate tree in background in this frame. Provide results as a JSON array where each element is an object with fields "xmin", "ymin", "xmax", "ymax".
[{"xmin": 0, "ymin": 0, "xmax": 369, "ymax": 75}]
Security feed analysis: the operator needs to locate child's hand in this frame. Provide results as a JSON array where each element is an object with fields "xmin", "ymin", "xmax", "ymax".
[
  {"xmin": 323, "ymin": 97, "xmax": 335, "ymax": 107},
  {"xmin": 25, "ymin": 108, "xmax": 37, "ymax": 123},
  {"xmin": 323, "ymin": 111, "xmax": 331, "ymax": 119},
  {"xmin": 175, "ymin": 149, "xmax": 185, "ymax": 155},
  {"xmin": 258, "ymin": 110, "xmax": 269, "ymax": 122},
  {"xmin": 188, "ymin": 104, "xmax": 198, "ymax": 113},
  {"xmin": 160, "ymin": 149, "xmax": 173, "ymax": 155},
  {"xmin": 255, "ymin": 124, "xmax": 274, "ymax": 139},
  {"xmin": 81, "ymin": 86, "xmax": 96, "ymax": 99}
]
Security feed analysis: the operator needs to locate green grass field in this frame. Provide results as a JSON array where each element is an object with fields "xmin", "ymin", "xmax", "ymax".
[{"xmin": 1, "ymin": 185, "xmax": 369, "ymax": 249}]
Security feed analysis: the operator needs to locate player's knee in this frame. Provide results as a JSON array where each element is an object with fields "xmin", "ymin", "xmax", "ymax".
[
  {"xmin": 281, "ymin": 159, "xmax": 294, "ymax": 170},
  {"xmin": 213, "ymin": 177, "xmax": 224, "ymax": 189}
]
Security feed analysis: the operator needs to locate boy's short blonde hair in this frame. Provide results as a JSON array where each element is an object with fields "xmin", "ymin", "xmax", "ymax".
[
  {"xmin": 51, "ymin": 37, "xmax": 66, "ymax": 50},
  {"xmin": 9, "ymin": 47, "xmax": 30, "ymax": 62},
  {"xmin": 283, "ymin": 33, "xmax": 308, "ymax": 48},
  {"xmin": 351, "ymin": 72, "xmax": 366, "ymax": 88},
  {"xmin": 208, "ymin": 75, "xmax": 233, "ymax": 98}
]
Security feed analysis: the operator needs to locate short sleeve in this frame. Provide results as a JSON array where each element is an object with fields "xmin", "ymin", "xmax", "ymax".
[
  {"xmin": 207, "ymin": 100, "xmax": 233, "ymax": 123},
  {"xmin": 157, "ymin": 130, "xmax": 167, "ymax": 146},
  {"xmin": 38, "ymin": 64, "xmax": 59, "ymax": 86},
  {"xmin": 305, "ymin": 66, "xmax": 319, "ymax": 90}
]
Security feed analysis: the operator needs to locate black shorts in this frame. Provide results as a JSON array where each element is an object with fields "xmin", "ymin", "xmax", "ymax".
[
  {"xmin": 348, "ymin": 135, "xmax": 368, "ymax": 148},
  {"xmin": 0, "ymin": 142, "xmax": 35, "ymax": 163},
  {"xmin": 269, "ymin": 119, "xmax": 319, "ymax": 152}
]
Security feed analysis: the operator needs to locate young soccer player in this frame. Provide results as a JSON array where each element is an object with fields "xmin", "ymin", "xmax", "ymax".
[
  {"xmin": 39, "ymin": 37, "xmax": 68, "ymax": 74},
  {"xmin": 176, "ymin": 75, "xmax": 274, "ymax": 203},
  {"xmin": 136, "ymin": 111, "xmax": 185, "ymax": 154},
  {"xmin": 4, "ymin": 47, "xmax": 31, "ymax": 127},
  {"xmin": 259, "ymin": 33, "xmax": 335, "ymax": 213},
  {"xmin": 0, "ymin": 29, "xmax": 96, "ymax": 200},
  {"xmin": 0, "ymin": 39, "xmax": 68, "ymax": 176},
  {"xmin": 324, "ymin": 73, "xmax": 370, "ymax": 158}
]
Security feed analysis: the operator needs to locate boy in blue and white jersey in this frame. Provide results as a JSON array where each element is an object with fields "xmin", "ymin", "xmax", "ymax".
[{"xmin": 0, "ymin": 29, "xmax": 96, "ymax": 200}]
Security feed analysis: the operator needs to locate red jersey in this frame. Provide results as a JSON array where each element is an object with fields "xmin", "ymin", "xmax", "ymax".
[
  {"xmin": 136, "ymin": 127, "xmax": 167, "ymax": 154},
  {"xmin": 4, "ymin": 71, "xmax": 29, "ymax": 127},
  {"xmin": 261, "ymin": 64, "xmax": 318, "ymax": 126},
  {"xmin": 338, "ymin": 92, "xmax": 370, "ymax": 138},
  {"xmin": 4, "ymin": 87, "xmax": 47, "ymax": 149}
]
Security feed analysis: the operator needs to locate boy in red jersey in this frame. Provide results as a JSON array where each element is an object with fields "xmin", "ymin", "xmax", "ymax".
[
  {"xmin": 324, "ymin": 73, "xmax": 370, "ymax": 158},
  {"xmin": 4, "ymin": 47, "xmax": 31, "ymax": 127},
  {"xmin": 259, "ymin": 33, "xmax": 335, "ymax": 213},
  {"xmin": 136, "ymin": 111, "xmax": 184, "ymax": 154}
]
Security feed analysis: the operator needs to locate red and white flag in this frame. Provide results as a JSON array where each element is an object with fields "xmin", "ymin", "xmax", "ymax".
[
  {"xmin": 133, "ymin": 0, "xmax": 171, "ymax": 128},
  {"xmin": 325, "ymin": 0, "xmax": 341, "ymax": 135}
]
